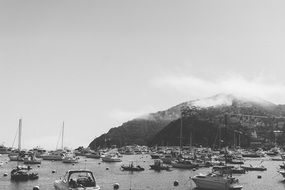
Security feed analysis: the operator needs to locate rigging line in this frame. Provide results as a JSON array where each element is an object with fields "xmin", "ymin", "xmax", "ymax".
[
  {"xmin": 11, "ymin": 127, "xmax": 18, "ymax": 148},
  {"xmin": 56, "ymin": 126, "xmax": 62, "ymax": 150}
]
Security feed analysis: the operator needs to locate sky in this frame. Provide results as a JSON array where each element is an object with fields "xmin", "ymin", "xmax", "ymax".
[{"xmin": 1, "ymin": 0, "xmax": 285, "ymax": 149}]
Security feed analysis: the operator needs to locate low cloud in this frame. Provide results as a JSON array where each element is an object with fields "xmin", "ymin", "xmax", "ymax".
[
  {"xmin": 109, "ymin": 106, "xmax": 157, "ymax": 123},
  {"xmin": 152, "ymin": 74, "xmax": 285, "ymax": 104}
]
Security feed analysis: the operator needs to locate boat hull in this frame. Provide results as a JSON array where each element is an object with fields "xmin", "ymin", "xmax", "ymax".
[
  {"xmin": 101, "ymin": 157, "xmax": 121, "ymax": 162},
  {"xmin": 42, "ymin": 155, "xmax": 63, "ymax": 161},
  {"xmin": 192, "ymin": 176, "xmax": 242, "ymax": 190}
]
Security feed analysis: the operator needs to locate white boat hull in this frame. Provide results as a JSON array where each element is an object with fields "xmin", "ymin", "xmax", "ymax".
[
  {"xmin": 42, "ymin": 155, "xmax": 62, "ymax": 161},
  {"xmin": 192, "ymin": 176, "xmax": 242, "ymax": 190},
  {"xmin": 102, "ymin": 157, "xmax": 121, "ymax": 162},
  {"xmin": 54, "ymin": 181, "xmax": 100, "ymax": 190}
]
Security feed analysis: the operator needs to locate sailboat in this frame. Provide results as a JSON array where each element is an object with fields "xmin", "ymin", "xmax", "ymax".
[
  {"xmin": 42, "ymin": 122, "xmax": 66, "ymax": 161},
  {"xmin": 9, "ymin": 119, "xmax": 39, "ymax": 181},
  {"xmin": 8, "ymin": 119, "xmax": 24, "ymax": 161}
]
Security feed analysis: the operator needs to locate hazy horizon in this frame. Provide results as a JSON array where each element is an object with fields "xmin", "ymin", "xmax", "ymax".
[{"xmin": 1, "ymin": 0, "xmax": 285, "ymax": 149}]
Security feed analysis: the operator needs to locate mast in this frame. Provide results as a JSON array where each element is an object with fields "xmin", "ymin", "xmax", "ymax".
[
  {"xmin": 61, "ymin": 122, "xmax": 64, "ymax": 150},
  {"xmin": 189, "ymin": 131, "xmax": 192, "ymax": 150},
  {"xmin": 18, "ymin": 119, "xmax": 22, "ymax": 151},
  {"xmin": 218, "ymin": 124, "xmax": 221, "ymax": 149},
  {"xmin": 233, "ymin": 130, "xmax": 236, "ymax": 150},
  {"xmin": 224, "ymin": 114, "xmax": 228, "ymax": 147},
  {"xmin": 179, "ymin": 108, "xmax": 183, "ymax": 153}
]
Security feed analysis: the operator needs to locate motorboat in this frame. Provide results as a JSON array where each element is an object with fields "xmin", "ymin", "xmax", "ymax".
[
  {"xmin": 227, "ymin": 159, "xmax": 244, "ymax": 165},
  {"xmin": 231, "ymin": 167, "xmax": 246, "ymax": 174},
  {"xmin": 150, "ymin": 159, "xmax": 170, "ymax": 171},
  {"xmin": 191, "ymin": 171, "xmax": 242, "ymax": 190},
  {"xmin": 241, "ymin": 165, "xmax": 267, "ymax": 171},
  {"xmin": 0, "ymin": 145, "xmax": 11, "ymax": 154},
  {"xmin": 62, "ymin": 154, "xmax": 79, "ymax": 164},
  {"xmin": 11, "ymin": 165, "xmax": 38, "ymax": 181},
  {"xmin": 241, "ymin": 151, "xmax": 264, "ymax": 158},
  {"xmin": 29, "ymin": 147, "xmax": 47, "ymax": 158},
  {"xmin": 171, "ymin": 159, "xmax": 199, "ymax": 169},
  {"xmin": 54, "ymin": 170, "xmax": 100, "ymax": 190},
  {"xmin": 150, "ymin": 153, "xmax": 161, "ymax": 159},
  {"xmin": 42, "ymin": 150, "xmax": 65, "ymax": 161},
  {"xmin": 9, "ymin": 154, "xmax": 24, "ymax": 161},
  {"xmin": 121, "ymin": 162, "xmax": 144, "ymax": 171},
  {"xmin": 101, "ymin": 155, "xmax": 122, "ymax": 162},
  {"xmin": 85, "ymin": 152, "xmax": 101, "ymax": 159},
  {"xmin": 23, "ymin": 154, "xmax": 41, "ymax": 164},
  {"xmin": 160, "ymin": 154, "xmax": 175, "ymax": 164}
]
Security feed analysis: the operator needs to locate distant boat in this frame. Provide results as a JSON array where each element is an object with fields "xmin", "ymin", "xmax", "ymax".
[
  {"xmin": 150, "ymin": 153, "xmax": 160, "ymax": 159},
  {"xmin": 85, "ymin": 152, "xmax": 101, "ymax": 159},
  {"xmin": 241, "ymin": 151, "xmax": 264, "ymax": 158},
  {"xmin": 231, "ymin": 167, "xmax": 246, "ymax": 174},
  {"xmin": 241, "ymin": 165, "xmax": 267, "ymax": 171},
  {"xmin": 101, "ymin": 155, "xmax": 122, "ymax": 162},
  {"xmin": 29, "ymin": 147, "xmax": 47, "ymax": 158},
  {"xmin": 10, "ymin": 165, "xmax": 39, "ymax": 181},
  {"xmin": 191, "ymin": 171, "xmax": 242, "ymax": 190},
  {"xmin": 171, "ymin": 159, "xmax": 199, "ymax": 169},
  {"xmin": 8, "ymin": 119, "xmax": 24, "ymax": 161},
  {"xmin": 54, "ymin": 170, "xmax": 100, "ymax": 190},
  {"xmin": 23, "ymin": 153, "xmax": 41, "ymax": 165},
  {"xmin": 0, "ymin": 145, "xmax": 11, "ymax": 154},
  {"xmin": 42, "ymin": 122, "xmax": 66, "ymax": 161},
  {"xmin": 62, "ymin": 154, "xmax": 79, "ymax": 164},
  {"xmin": 42, "ymin": 150, "xmax": 64, "ymax": 161},
  {"xmin": 160, "ymin": 154, "xmax": 175, "ymax": 164},
  {"xmin": 121, "ymin": 161, "xmax": 144, "ymax": 172},
  {"xmin": 150, "ymin": 159, "xmax": 170, "ymax": 171}
]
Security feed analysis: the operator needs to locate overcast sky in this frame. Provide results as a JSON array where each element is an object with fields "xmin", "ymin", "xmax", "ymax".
[{"xmin": 1, "ymin": 0, "xmax": 285, "ymax": 149}]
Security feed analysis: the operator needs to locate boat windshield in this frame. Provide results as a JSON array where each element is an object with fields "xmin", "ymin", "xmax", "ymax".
[{"xmin": 68, "ymin": 172, "xmax": 95, "ymax": 188}]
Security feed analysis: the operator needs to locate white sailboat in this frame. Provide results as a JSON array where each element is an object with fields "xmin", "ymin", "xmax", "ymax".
[
  {"xmin": 8, "ymin": 119, "xmax": 24, "ymax": 161},
  {"xmin": 42, "ymin": 122, "xmax": 65, "ymax": 161}
]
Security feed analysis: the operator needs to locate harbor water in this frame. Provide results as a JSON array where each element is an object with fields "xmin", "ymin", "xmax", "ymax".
[{"xmin": 1, "ymin": 154, "xmax": 285, "ymax": 190}]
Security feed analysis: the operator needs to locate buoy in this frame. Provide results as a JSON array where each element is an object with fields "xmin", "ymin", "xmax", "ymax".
[
  {"xmin": 174, "ymin": 180, "xmax": 179, "ymax": 186},
  {"xmin": 33, "ymin": 186, "xmax": 40, "ymax": 190},
  {"xmin": 113, "ymin": 183, "xmax": 119, "ymax": 189},
  {"xmin": 52, "ymin": 170, "xmax": 56, "ymax": 173},
  {"xmin": 257, "ymin": 175, "xmax": 262, "ymax": 179},
  {"xmin": 3, "ymin": 173, "xmax": 8, "ymax": 177},
  {"xmin": 98, "ymin": 163, "xmax": 101, "ymax": 165},
  {"xmin": 106, "ymin": 167, "xmax": 109, "ymax": 170},
  {"xmin": 193, "ymin": 169, "xmax": 196, "ymax": 171},
  {"xmin": 37, "ymin": 165, "xmax": 40, "ymax": 168},
  {"xmin": 72, "ymin": 163, "xmax": 75, "ymax": 166}
]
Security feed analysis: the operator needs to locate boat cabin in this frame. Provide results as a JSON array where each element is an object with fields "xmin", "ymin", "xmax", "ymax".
[{"xmin": 64, "ymin": 170, "xmax": 96, "ymax": 188}]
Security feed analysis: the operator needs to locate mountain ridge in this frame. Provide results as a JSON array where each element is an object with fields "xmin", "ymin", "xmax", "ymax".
[{"xmin": 89, "ymin": 94, "xmax": 285, "ymax": 149}]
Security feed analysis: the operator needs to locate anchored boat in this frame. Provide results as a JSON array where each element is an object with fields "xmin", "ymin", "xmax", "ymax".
[
  {"xmin": 121, "ymin": 162, "xmax": 144, "ymax": 171},
  {"xmin": 191, "ymin": 170, "xmax": 242, "ymax": 190},
  {"xmin": 54, "ymin": 170, "xmax": 100, "ymax": 190}
]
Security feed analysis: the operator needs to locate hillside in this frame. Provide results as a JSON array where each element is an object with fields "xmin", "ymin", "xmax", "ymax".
[
  {"xmin": 88, "ymin": 104, "xmax": 183, "ymax": 149},
  {"xmin": 150, "ymin": 94, "xmax": 285, "ymax": 148},
  {"xmin": 89, "ymin": 94, "xmax": 285, "ymax": 149}
]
